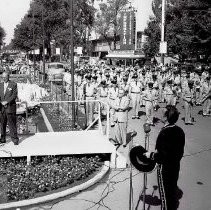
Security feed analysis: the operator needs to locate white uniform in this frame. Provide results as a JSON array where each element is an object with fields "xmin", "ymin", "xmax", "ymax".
[
  {"xmin": 182, "ymin": 86, "xmax": 195, "ymax": 124},
  {"xmin": 129, "ymin": 80, "xmax": 142, "ymax": 118},
  {"xmin": 142, "ymin": 88, "xmax": 155, "ymax": 125},
  {"xmin": 108, "ymin": 86, "xmax": 119, "ymax": 126},
  {"xmin": 98, "ymin": 86, "xmax": 109, "ymax": 116},
  {"xmin": 84, "ymin": 82, "xmax": 96, "ymax": 125},
  {"xmin": 111, "ymin": 96, "xmax": 130, "ymax": 145},
  {"xmin": 201, "ymin": 81, "xmax": 211, "ymax": 115}
]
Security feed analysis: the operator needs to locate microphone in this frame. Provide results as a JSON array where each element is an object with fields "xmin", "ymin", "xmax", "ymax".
[
  {"xmin": 131, "ymin": 130, "xmax": 137, "ymax": 138},
  {"xmin": 143, "ymin": 123, "xmax": 151, "ymax": 133}
]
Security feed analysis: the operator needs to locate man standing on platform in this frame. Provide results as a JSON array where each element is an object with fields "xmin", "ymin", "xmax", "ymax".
[{"xmin": 0, "ymin": 71, "xmax": 19, "ymax": 145}]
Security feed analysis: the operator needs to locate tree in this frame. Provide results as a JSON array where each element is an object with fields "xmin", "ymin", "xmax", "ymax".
[
  {"xmin": 143, "ymin": 0, "xmax": 211, "ymax": 61},
  {"xmin": 94, "ymin": 0, "xmax": 129, "ymax": 50},
  {"xmin": 12, "ymin": 0, "xmax": 95, "ymax": 58},
  {"xmin": 0, "ymin": 25, "xmax": 6, "ymax": 47}
]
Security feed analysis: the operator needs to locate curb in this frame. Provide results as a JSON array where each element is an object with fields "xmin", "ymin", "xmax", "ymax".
[
  {"xmin": 40, "ymin": 107, "xmax": 54, "ymax": 132},
  {"xmin": 0, "ymin": 161, "xmax": 110, "ymax": 209}
]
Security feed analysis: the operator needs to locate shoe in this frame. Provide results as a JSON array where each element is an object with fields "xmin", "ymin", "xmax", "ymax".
[
  {"xmin": 111, "ymin": 124, "xmax": 115, "ymax": 127},
  {"xmin": 132, "ymin": 116, "xmax": 136, "ymax": 119},
  {"xmin": 123, "ymin": 144, "xmax": 127, "ymax": 148}
]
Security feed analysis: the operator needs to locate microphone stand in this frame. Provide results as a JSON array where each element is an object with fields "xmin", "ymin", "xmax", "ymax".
[
  {"xmin": 129, "ymin": 130, "xmax": 137, "ymax": 210},
  {"xmin": 141, "ymin": 123, "xmax": 151, "ymax": 210},
  {"xmin": 142, "ymin": 131, "xmax": 150, "ymax": 210}
]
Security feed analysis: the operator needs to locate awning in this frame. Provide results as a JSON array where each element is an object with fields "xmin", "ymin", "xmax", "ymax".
[{"xmin": 106, "ymin": 50, "xmax": 145, "ymax": 59}]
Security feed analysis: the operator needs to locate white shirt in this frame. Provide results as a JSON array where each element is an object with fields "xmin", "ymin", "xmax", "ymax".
[{"xmin": 4, "ymin": 82, "xmax": 8, "ymax": 94}]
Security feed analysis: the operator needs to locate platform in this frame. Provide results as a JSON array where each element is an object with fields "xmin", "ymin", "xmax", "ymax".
[{"xmin": 0, "ymin": 130, "xmax": 126, "ymax": 168}]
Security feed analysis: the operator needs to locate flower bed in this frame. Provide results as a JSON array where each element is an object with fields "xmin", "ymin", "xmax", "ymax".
[
  {"xmin": 16, "ymin": 106, "xmax": 48, "ymax": 134},
  {"xmin": 0, "ymin": 155, "xmax": 103, "ymax": 202}
]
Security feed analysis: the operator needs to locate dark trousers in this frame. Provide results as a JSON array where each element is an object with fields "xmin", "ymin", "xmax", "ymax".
[
  {"xmin": 0, "ymin": 111, "xmax": 19, "ymax": 143},
  {"xmin": 157, "ymin": 164, "xmax": 180, "ymax": 210}
]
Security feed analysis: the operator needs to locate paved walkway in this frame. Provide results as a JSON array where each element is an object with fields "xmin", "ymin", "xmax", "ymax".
[{"xmin": 26, "ymin": 101, "xmax": 211, "ymax": 210}]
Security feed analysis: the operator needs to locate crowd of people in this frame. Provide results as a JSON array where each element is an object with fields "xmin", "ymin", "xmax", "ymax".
[{"xmin": 74, "ymin": 63, "xmax": 211, "ymax": 127}]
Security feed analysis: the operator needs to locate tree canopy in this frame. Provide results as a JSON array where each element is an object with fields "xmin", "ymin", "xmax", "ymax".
[
  {"xmin": 143, "ymin": 0, "xmax": 211, "ymax": 61},
  {"xmin": 12, "ymin": 0, "xmax": 95, "ymax": 56},
  {"xmin": 0, "ymin": 25, "xmax": 6, "ymax": 47}
]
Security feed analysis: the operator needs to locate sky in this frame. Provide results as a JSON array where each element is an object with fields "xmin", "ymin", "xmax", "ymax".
[
  {"xmin": 134, "ymin": 0, "xmax": 153, "ymax": 31},
  {"xmin": 0, "ymin": 0, "xmax": 153, "ymax": 45},
  {"xmin": 0, "ymin": 0, "xmax": 31, "ymax": 44}
]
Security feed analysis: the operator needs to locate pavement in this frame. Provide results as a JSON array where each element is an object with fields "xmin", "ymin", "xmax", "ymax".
[{"xmin": 24, "ymin": 100, "xmax": 211, "ymax": 210}]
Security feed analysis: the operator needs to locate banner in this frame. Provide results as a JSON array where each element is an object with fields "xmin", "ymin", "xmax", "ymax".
[{"xmin": 120, "ymin": 9, "xmax": 136, "ymax": 50}]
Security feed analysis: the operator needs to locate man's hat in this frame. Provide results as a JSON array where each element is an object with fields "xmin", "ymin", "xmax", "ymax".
[
  {"xmin": 129, "ymin": 145, "xmax": 156, "ymax": 173},
  {"xmin": 167, "ymin": 79, "xmax": 173, "ymax": 84},
  {"xmin": 132, "ymin": 74, "xmax": 138, "ymax": 79},
  {"xmin": 101, "ymin": 80, "xmax": 106, "ymax": 86},
  {"xmin": 92, "ymin": 75, "xmax": 98, "ymax": 80},
  {"xmin": 85, "ymin": 74, "xmax": 91, "ymax": 80},
  {"xmin": 111, "ymin": 79, "xmax": 117, "ymax": 84}
]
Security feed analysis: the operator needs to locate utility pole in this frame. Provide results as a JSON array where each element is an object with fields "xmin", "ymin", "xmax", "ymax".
[
  {"xmin": 42, "ymin": 7, "xmax": 45, "ymax": 84},
  {"xmin": 68, "ymin": 0, "xmax": 75, "ymax": 128},
  {"xmin": 160, "ymin": 0, "xmax": 166, "ymax": 65},
  {"xmin": 32, "ymin": 5, "xmax": 36, "ymax": 81}
]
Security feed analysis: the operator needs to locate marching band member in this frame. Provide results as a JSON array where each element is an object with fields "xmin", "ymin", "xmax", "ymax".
[
  {"xmin": 108, "ymin": 79, "xmax": 119, "ymax": 127},
  {"xmin": 201, "ymin": 77, "xmax": 211, "ymax": 116},
  {"xmin": 98, "ymin": 80, "xmax": 109, "ymax": 116},
  {"xmin": 83, "ymin": 74, "xmax": 97, "ymax": 126},
  {"xmin": 129, "ymin": 74, "xmax": 142, "ymax": 119},
  {"xmin": 142, "ymin": 82, "xmax": 155, "ymax": 126},
  {"xmin": 164, "ymin": 80, "xmax": 175, "ymax": 106},
  {"xmin": 182, "ymin": 80, "xmax": 195, "ymax": 125},
  {"xmin": 194, "ymin": 80, "xmax": 201, "ymax": 106}
]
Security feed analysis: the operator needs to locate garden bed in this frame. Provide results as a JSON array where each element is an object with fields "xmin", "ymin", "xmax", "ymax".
[
  {"xmin": 16, "ymin": 106, "xmax": 48, "ymax": 134},
  {"xmin": 0, "ymin": 154, "xmax": 104, "ymax": 203}
]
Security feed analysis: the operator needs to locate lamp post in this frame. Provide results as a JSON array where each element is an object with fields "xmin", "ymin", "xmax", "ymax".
[{"xmin": 68, "ymin": 0, "xmax": 75, "ymax": 128}]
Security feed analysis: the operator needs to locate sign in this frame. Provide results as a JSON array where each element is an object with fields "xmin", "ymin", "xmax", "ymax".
[
  {"xmin": 159, "ymin": 41, "xmax": 167, "ymax": 54},
  {"xmin": 35, "ymin": 49, "xmax": 40, "ymax": 55},
  {"xmin": 56, "ymin": 48, "xmax": 60, "ymax": 55},
  {"xmin": 120, "ymin": 9, "xmax": 136, "ymax": 50},
  {"xmin": 77, "ymin": 47, "xmax": 83, "ymax": 55}
]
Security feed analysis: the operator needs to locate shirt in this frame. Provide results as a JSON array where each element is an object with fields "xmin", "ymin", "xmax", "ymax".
[{"xmin": 4, "ymin": 82, "xmax": 8, "ymax": 94}]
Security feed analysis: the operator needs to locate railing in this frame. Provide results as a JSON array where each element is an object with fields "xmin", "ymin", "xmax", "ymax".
[
  {"xmin": 15, "ymin": 99, "xmax": 110, "ymax": 139},
  {"xmin": 38, "ymin": 100, "xmax": 110, "ymax": 139}
]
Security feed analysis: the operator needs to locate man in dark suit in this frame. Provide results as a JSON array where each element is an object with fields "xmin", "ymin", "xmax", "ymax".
[
  {"xmin": 0, "ymin": 71, "xmax": 19, "ymax": 145},
  {"xmin": 145, "ymin": 105, "xmax": 185, "ymax": 210}
]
